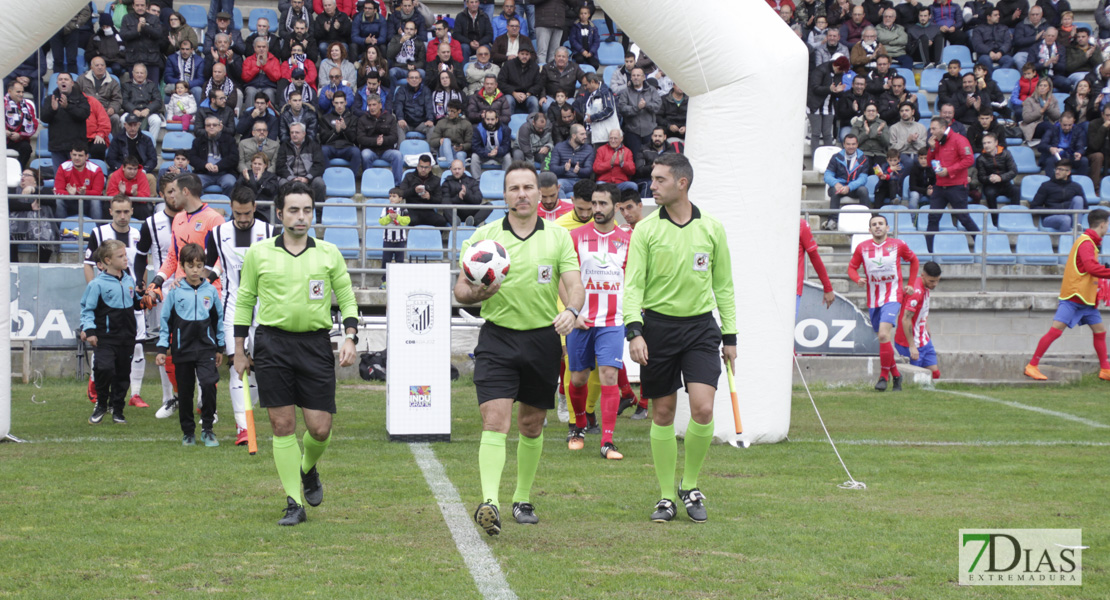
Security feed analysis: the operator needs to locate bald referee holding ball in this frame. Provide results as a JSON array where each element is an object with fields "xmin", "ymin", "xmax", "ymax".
[
  {"xmin": 624, "ymin": 153, "xmax": 737, "ymax": 524},
  {"xmin": 456, "ymin": 161, "xmax": 585, "ymax": 536},
  {"xmin": 233, "ymin": 181, "xmax": 360, "ymax": 526}
]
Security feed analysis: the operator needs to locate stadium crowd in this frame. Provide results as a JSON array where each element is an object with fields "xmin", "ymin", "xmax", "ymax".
[{"xmin": 5, "ymin": 0, "xmax": 684, "ymax": 264}]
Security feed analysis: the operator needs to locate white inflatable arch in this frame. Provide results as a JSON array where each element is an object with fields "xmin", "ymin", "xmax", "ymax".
[
  {"xmin": 599, "ymin": 0, "xmax": 807, "ymax": 445},
  {"xmin": 0, "ymin": 0, "xmax": 91, "ymax": 440}
]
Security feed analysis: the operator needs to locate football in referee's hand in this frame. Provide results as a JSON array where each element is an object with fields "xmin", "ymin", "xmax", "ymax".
[{"xmin": 462, "ymin": 239, "xmax": 511, "ymax": 287}]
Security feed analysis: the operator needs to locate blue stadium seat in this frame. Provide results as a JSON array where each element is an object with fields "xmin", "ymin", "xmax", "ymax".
[
  {"xmin": 59, "ymin": 219, "xmax": 95, "ymax": 253},
  {"xmin": 960, "ymin": 203, "xmax": 989, "ymax": 231},
  {"xmin": 603, "ymin": 65, "xmax": 616, "ymax": 87},
  {"xmin": 1016, "ymin": 234, "xmax": 1058, "ymax": 264},
  {"xmin": 36, "ymin": 129, "xmax": 49, "ymax": 158},
  {"xmin": 932, "ymin": 233, "xmax": 975, "ymax": 264},
  {"xmin": 248, "ymin": 8, "xmax": 279, "ymax": 32},
  {"xmin": 1011, "ymin": 147, "xmax": 1040, "ymax": 176},
  {"xmin": 973, "ymin": 233, "xmax": 1016, "ymax": 264},
  {"xmin": 593, "ymin": 18, "xmax": 611, "ymax": 36},
  {"xmin": 916, "ymin": 94, "xmax": 933, "ymax": 119},
  {"xmin": 360, "ymin": 168, "xmax": 395, "ymax": 198},
  {"xmin": 941, "ymin": 45, "xmax": 973, "ymax": 68},
  {"xmin": 323, "ymin": 167, "xmax": 356, "ymax": 198},
  {"xmin": 1020, "ymin": 174, "xmax": 1049, "ymax": 202},
  {"xmin": 1058, "ymin": 233, "xmax": 1074, "ymax": 264},
  {"xmin": 1053, "ymin": 92, "xmax": 1069, "ymax": 107},
  {"xmin": 178, "ymin": 5, "xmax": 206, "ymax": 29},
  {"xmin": 509, "ymin": 113, "xmax": 528, "ymax": 140},
  {"xmin": 324, "ymin": 227, "xmax": 361, "ymax": 259},
  {"xmin": 161, "ymin": 131, "xmax": 194, "ymax": 160},
  {"xmin": 29, "ymin": 157, "xmax": 53, "ymax": 173},
  {"xmin": 991, "ymin": 68, "xmax": 1020, "ymax": 93},
  {"xmin": 597, "ymin": 42, "xmax": 624, "ymax": 66},
  {"xmin": 407, "ymin": 226, "xmax": 444, "ymax": 261},
  {"xmin": 1102, "ymin": 177, "xmax": 1110, "ymax": 204},
  {"xmin": 580, "ymin": 64, "xmax": 596, "ymax": 74},
  {"xmin": 1076, "ymin": 22, "xmax": 1095, "ymax": 34},
  {"xmin": 449, "ymin": 226, "xmax": 477, "ymax": 255},
  {"xmin": 485, "ymin": 208, "xmax": 507, "ymax": 222},
  {"xmin": 931, "ymin": 211, "xmax": 958, "ymax": 231},
  {"xmin": 920, "ymin": 68, "xmax": 946, "ymax": 93},
  {"xmin": 399, "ymin": 139, "xmax": 431, "ymax": 162},
  {"xmin": 233, "ymin": 7, "xmax": 244, "ymax": 28},
  {"xmin": 480, "ymin": 170, "xmax": 506, "ymax": 200},
  {"xmin": 881, "ymin": 205, "xmax": 916, "ymax": 234},
  {"xmin": 894, "ymin": 68, "xmax": 918, "ymax": 92},
  {"xmin": 405, "ymin": 131, "xmax": 426, "ymax": 140},
  {"xmin": 322, "ymin": 199, "xmax": 358, "ymax": 226},
  {"xmin": 997, "ymin": 205, "xmax": 1039, "ymax": 232},
  {"xmin": 1072, "ymin": 174, "xmax": 1098, "ymax": 206},
  {"xmin": 902, "ymin": 233, "xmax": 930, "ymax": 259}
]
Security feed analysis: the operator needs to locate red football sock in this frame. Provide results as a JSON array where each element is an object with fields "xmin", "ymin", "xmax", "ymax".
[
  {"xmin": 568, "ymin": 382, "xmax": 588, "ymax": 429},
  {"xmin": 638, "ymin": 394, "xmax": 649, "ymax": 410},
  {"xmin": 932, "ymin": 369, "xmax": 941, "ymax": 380},
  {"xmin": 164, "ymin": 354, "xmax": 178, "ymax": 393},
  {"xmin": 1031, "ymin": 328, "xmax": 1064, "ymax": 366},
  {"xmin": 888, "ymin": 345, "xmax": 901, "ymax": 377},
  {"xmin": 879, "ymin": 342, "xmax": 894, "ymax": 378},
  {"xmin": 1094, "ymin": 331, "xmax": 1109, "ymax": 369},
  {"xmin": 617, "ymin": 366, "xmax": 635, "ymax": 399},
  {"xmin": 600, "ymin": 385, "xmax": 619, "ymax": 446}
]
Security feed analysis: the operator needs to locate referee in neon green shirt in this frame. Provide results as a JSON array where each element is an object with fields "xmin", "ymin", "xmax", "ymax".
[
  {"xmin": 624, "ymin": 153, "xmax": 737, "ymax": 524},
  {"xmin": 456, "ymin": 161, "xmax": 585, "ymax": 536},
  {"xmin": 233, "ymin": 181, "xmax": 360, "ymax": 526}
]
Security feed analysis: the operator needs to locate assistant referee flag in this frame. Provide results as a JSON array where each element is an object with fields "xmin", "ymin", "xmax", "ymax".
[{"xmin": 234, "ymin": 236, "xmax": 359, "ymax": 335}]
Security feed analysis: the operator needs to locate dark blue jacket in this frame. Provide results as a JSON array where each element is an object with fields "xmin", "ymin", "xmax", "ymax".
[
  {"xmin": 393, "ymin": 82, "xmax": 435, "ymax": 123},
  {"xmin": 163, "ymin": 53, "xmax": 207, "ymax": 90},
  {"xmin": 80, "ymin": 270, "xmax": 142, "ymax": 343},
  {"xmin": 1031, "ymin": 175, "xmax": 1085, "ymax": 210},
  {"xmin": 550, "ymin": 140, "xmax": 595, "ymax": 179},
  {"xmin": 1040, "ymin": 123, "xmax": 1088, "ymax": 158},
  {"xmin": 822, "ymin": 150, "xmax": 871, "ymax": 191},
  {"xmin": 1013, "ymin": 19, "xmax": 1050, "ymax": 53},
  {"xmin": 236, "ymin": 108, "xmax": 281, "ymax": 139},
  {"xmin": 472, "ymin": 122, "xmax": 512, "ymax": 158},
  {"xmin": 106, "ymin": 131, "xmax": 159, "ymax": 173},
  {"xmin": 318, "ymin": 82, "xmax": 357, "ymax": 113},
  {"xmin": 351, "ymin": 11, "xmax": 390, "ymax": 47},
  {"xmin": 156, "ymin": 280, "xmax": 224, "ymax": 361},
  {"xmin": 568, "ymin": 21, "xmax": 600, "ymax": 56},
  {"xmin": 387, "ymin": 8, "xmax": 427, "ymax": 41}
]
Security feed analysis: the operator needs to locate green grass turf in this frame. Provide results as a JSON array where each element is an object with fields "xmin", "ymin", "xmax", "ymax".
[{"xmin": 1, "ymin": 375, "xmax": 1107, "ymax": 599}]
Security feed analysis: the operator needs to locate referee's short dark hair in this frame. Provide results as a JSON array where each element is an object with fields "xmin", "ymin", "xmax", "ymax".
[
  {"xmin": 231, "ymin": 184, "xmax": 256, "ymax": 206},
  {"xmin": 922, "ymin": 261, "xmax": 942, "ymax": 277},
  {"xmin": 654, "ymin": 153, "xmax": 693, "ymax": 189},
  {"xmin": 619, "ymin": 189, "xmax": 641, "ymax": 204},
  {"xmin": 180, "ymin": 242, "xmax": 205, "ymax": 266},
  {"xmin": 276, "ymin": 179, "xmax": 316, "ymax": 211},
  {"xmin": 594, "ymin": 183, "xmax": 621, "ymax": 205},
  {"xmin": 503, "ymin": 160, "xmax": 539, "ymax": 192},
  {"xmin": 176, "ymin": 173, "xmax": 202, "ymax": 198}
]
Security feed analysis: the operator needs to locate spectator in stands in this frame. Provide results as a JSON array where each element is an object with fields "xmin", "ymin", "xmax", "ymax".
[
  {"xmin": 313, "ymin": 0, "xmax": 353, "ymax": 58},
  {"xmin": 836, "ymin": 75, "xmax": 873, "ymax": 137},
  {"xmin": 936, "ymin": 60, "xmax": 964, "ymax": 109},
  {"xmin": 284, "ymin": 19, "xmax": 321, "ymax": 65},
  {"xmin": 394, "ymin": 69, "xmax": 436, "ymax": 138},
  {"xmin": 593, "ymin": 129, "xmax": 637, "ymax": 193},
  {"xmin": 575, "ymin": 72, "xmax": 620, "ymax": 147},
  {"xmin": 284, "ymin": 65, "xmax": 319, "ymax": 111},
  {"xmin": 617, "ymin": 67, "xmax": 662, "ymax": 159},
  {"xmin": 809, "ymin": 55, "xmax": 849, "ymax": 148},
  {"xmin": 356, "ymin": 45, "xmax": 388, "ymax": 90},
  {"xmin": 357, "ymin": 94, "xmax": 403, "ymax": 183},
  {"xmin": 88, "ymin": 13, "xmax": 126, "ymax": 78},
  {"xmin": 975, "ymin": 133, "xmax": 1017, "ymax": 226},
  {"xmin": 491, "ymin": 16, "xmax": 530, "ymax": 67},
  {"xmin": 430, "ymin": 98, "xmax": 472, "ymax": 166},
  {"xmin": 889, "ymin": 101, "xmax": 928, "ymax": 164},
  {"xmin": 355, "ymin": 69, "xmax": 387, "ymax": 113},
  {"xmin": 55, "ymin": 143, "xmax": 106, "ymax": 219},
  {"xmin": 399, "ymin": 153, "xmax": 447, "ymax": 226},
  {"xmin": 1021, "ymin": 76, "xmax": 1061, "ymax": 140},
  {"xmin": 513, "ymin": 110, "xmax": 553, "ymax": 166},
  {"xmin": 850, "ymin": 103, "xmax": 890, "ymax": 160},
  {"xmin": 199, "ymin": 86, "xmax": 237, "ymax": 137},
  {"xmin": 206, "ymin": 34, "xmax": 244, "ymax": 98},
  {"xmin": 871, "ymin": 147, "xmax": 904, "ymax": 207},
  {"xmin": 938, "ymin": 103, "xmax": 967, "ymax": 136},
  {"xmin": 318, "ymin": 42, "xmax": 358, "ymax": 90},
  {"xmin": 953, "ymin": 73, "xmax": 987, "ymax": 129},
  {"xmin": 860, "ymin": 0, "xmax": 891, "ymax": 25},
  {"xmin": 498, "ymin": 44, "xmax": 543, "ymax": 115},
  {"xmin": 493, "ymin": 0, "xmax": 530, "ymax": 39},
  {"xmin": 796, "ymin": 0, "xmax": 826, "ymax": 32},
  {"xmin": 8, "ymin": 168, "xmax": 55, "ymax": 263},
  {"xmin": 164, "ymin": 40, "xmax": 206, "ymax": 105},
  {"xmin": 533, "ymin": 0, "xmax": 567, "ymax": 65},
  {"xmin": 659, "ymin": 83, "xmax": 689, "ymax": 141},
  {"xmin": 426, "ymin": 19, "xmax": 464, "ymax": 64},
  {"xmin": 814, "ymin": 28, "xmax": 850, "ymax": 67},
  {"xmin": 1010, "ymin": 62, "xmax": 1040, "ymax": 114},
  {"xmin": 567, "ymin": 6, "xmax": 600, "ymax": 70},
  {"xmin": 551, "ymin": 123, "xmax": 595, "ymax": 195},
  {"xmin": 246, "ymin": 17, "xmax": 284, "ymax": 60},
  {"xmin": 1039, "ymin": 0, "xmax": 1071, "ymax": 28},
  {"xmin": 351, "ymin": 1, "xmax": 389, "ymax": 57},
  {"xmin": 166, "ymin": 151, "xmax": 193, "ymax": 176},
  {"xmin": 107, "ymin": 114, "xmax": 158, "ymax": 174},
  {"xmin": 237, "ymin": 93, "xmax": 281, "ymax": 140},
  {"xmin": 319, "ymin": 90, "xmax": 362, "ymax": 170},
  {"xmin": 388, "ymin": 0, "xmax": 428, "ymax": 41},
  {"xmin": 275, "ymin": 121, "xmax": 329, "ymax": 210},
  {"xmin": 828, "ymin": 0, "xmax": 852, "ymax": 28},
  {"xmin": 1066, "ymin": 28, "xmax": 1103, "ymax": 87},
  {"xmin": 997, "ymin": 0, "xmax": 1029, "ymax": 29},
  {"xmin": 243, "ymin": 37, "xmax": 283, "ymax": 107},
  {"xmin": 387, "ymin": 20, "xmax": 427, "ymax": 83},
  {"xmin": 1033, "ymin": 27, "xmax": 1069, "ymax": 90},
  {"xmin": 319, "ymin": 66, "xmax": 357, "ymax": 113},
  {"xmin": 1089, "ymin": 60, "xmax": 1110, "ymax": 99},
  {"xmin": 968, "ymin": 109, "xmax": 1007, "ymax": 154},
  {"xmin": 542, "ymin": 47, "xmax": 587, "ymax": 100},
  {"xmin": 1088, "ymin": 105, "xmax": 1110, "ymax": 189},
  {"xmin": 608, "ymin": 52, "xmax": 635, "ymax": 95},
  {"xmin": 634, "ymin": 126, "xmax": 670, "ymax": 192},
  {"xmin": 455, "ymin": 0, "xmax": 494, "ymax": 62},
  {"xmin": 120, "ymin": 0, "xmax": 165, "ymax": 84},
  {"xmin": 238, "ymin": 152, "xmax": 281, "ymax": 202},
  {"xmin": 464, "ymin": 45, "xmax": 499, "ymax": 95},
  {"xmin": 84, "ymin": 94, "xmax": 111, "ymax": 161},
  {"xmin": 1065, "ymin": 78, "xmax": 1100, "ymax": 123},
  {"xmin": 1041, "ymin": 110, "xmax": 1089, "ymax": 174},
  {"xmin": 441, "ymin": 158, "xmax": 488, "ymax": 226},
  {"xmin": 4, "ymin": 81, "xmax": 37, "ymax": 167},
  {"xmin": 1013, "ymin": 5, "xmax": 1050, "ymax": 69},
  {"xmin": 279, "ymin": 89, "xmax": 319, "ymax": 143},
  {"xmin": 925, "ymin": 115, "xmax": 979, "ymax": 252},
  {"xmin": 906, "ymin": 147, "xmax": 935, "ymax": 210},
  {"xmin": 907, "ymin": 5, "xmax": 943, "ymax": 67},
  {"xmin": 107, "ymin": 155, "xmax": 153, "ymax": 199},
  {"xmin": 864, "ymin": 54, "xmax": 896, "ymax": 98},
  {"xmin": 239, "ymin": 121, "xmax": 280, "ymax": 177},
  {"xmin": 930, "ymin": 0, "xmax": 968, "ymax": 46},
  {"xmin": 41, "ymin": 72, "xmax": 90, "ymax": 169},
  {"xmin": 877, "ymin": 75, "xmax": 917, "ymax": 124},
  {"xmin": 167, "ymin": 11, "xmax": 200, "ymax": 53},
  {"xmin": 470, "ymin": 107, "xmax": 513, "ymax": 177},
  {"xmin": 280, "ymin": 0, "xmax": 314, "ymax": 37},
  {"xmin": 1032, "ymin": 160, "xmax": 1086, "ymax": 231},
  {"xmin": 822, "ymin": 133, "xmax": 870, "ymax": 230},
  {"xmin": 840, "ymin": 4, "xmax": 871, "ymax": 46},
  {"xmin": 971, "ymin": 8, "xmax": 1016, "ymax": 69},
  {"xmin": 972, "ymin": 63, "xmax": 1010, "ymax": 118},
  {"xmin": 876, "ymin": 8, "xmax": 912, "ymax": 68},
  {"xmin": 206, "ymin": 12, "xmax": 245, "ymax": 57},
  {"xmin": 190, "ymin": 115, "xmax": 239, "ymax": 196},
  {"xmin": 850, "ymin": 27, "xmax": 885, "ymax": 73},
  {"xmin": 428, "ymin": 42, "xmax": 467, "ymax": 86},
  {"xmin": 547, "ymin": 88, "xmax": 578, "ymax": 128}
]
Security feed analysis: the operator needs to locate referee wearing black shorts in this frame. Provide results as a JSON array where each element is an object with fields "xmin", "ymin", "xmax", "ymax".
[
  {"xmin": 455, "ymin": 161, "xmax": 585, "ymax": 536},
  {"xmin": 624, "ymin": 153, "xmax": 738, "ymax": 524},
  {"xmin": 233, "ymin": 181, "xmax": 360, "ymax": 526}
]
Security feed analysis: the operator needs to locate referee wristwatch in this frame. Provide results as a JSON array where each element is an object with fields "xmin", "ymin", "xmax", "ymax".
[
  {"xmin": 565, "ymin": 306, "xmax": 580, "ymax": 318},
  {"xmin": 344, "ymin": 331, "xmax": 359, "ymax": 345},
  {"xmin": 625, "ymin": 323, "xmax": 643, "ymax": 341}
]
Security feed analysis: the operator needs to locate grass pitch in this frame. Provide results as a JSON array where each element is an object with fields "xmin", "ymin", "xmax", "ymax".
[{"xmin": 1, "ymin": 374, "xmax": 1107, "ymax": 599}]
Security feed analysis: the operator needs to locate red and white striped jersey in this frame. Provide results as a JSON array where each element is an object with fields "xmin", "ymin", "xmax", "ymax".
[
  {"xmin": 895, "ymin": 279, "xmax": 931, "ymax": 348},
  {"xmin": 538, "ymin": 199, "xmax": 573, "ymax": 222},
  {"xmin": 571, "ymin": 223, "xmax": 632, "ymax": 327},
  {"xmin": 848, "ymin": 238, "xmax": 917, "ymax": 307}
]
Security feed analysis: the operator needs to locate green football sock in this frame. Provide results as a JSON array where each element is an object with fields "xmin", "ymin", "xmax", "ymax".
[
  {"xmin": 682, "ymin": 419, "xmax": 715, "ymax": 491},
  {"xmin": 301, "ymin": 431, "xmax": 331, "ymax": 473},
  {"xmin": 512, "ymin": 432, "xmax": 544, "ymax": 505},
  {"xmin": 272, "ymin": 434, "xmax": 304, "ymax": 505},
  {"xmin": 479, "ymin": 431, "xmax": 507, "ymax": 509},
  {"xmin": 650, "ymin": 423, "xmax": 678, "ymax": 502}
]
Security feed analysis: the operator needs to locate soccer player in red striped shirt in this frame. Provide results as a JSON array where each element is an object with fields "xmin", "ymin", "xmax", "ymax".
[
  {"xmin": 848, "ymin": 214, "xmax": 919, "ymax": 391},
  {"xmin": 895, "ymin": 261, "xmax": 942, "ymax": 380},
  {"xmin": 566, "ymin": 183, "xmax": 632, "ymax": 459}
]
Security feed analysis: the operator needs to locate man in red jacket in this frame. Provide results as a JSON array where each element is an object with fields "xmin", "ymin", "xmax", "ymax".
[
  {"xmin": 925, "ymin": 116, "xmax": 979, "ymax": 253},
  {"xmin": 84, "ymin": 94, "xmax": 112, "ymax": 161},
  {"xmin": 107, "ymin": 155, "xmax": 154, "ymax": 199},
  {"xmin": 55, "ymin": 143, "xmax": 107, "ymax": 219},
  {"xmin": 593, "ymin": 129, "xmax": 637, "ymax": 192}
]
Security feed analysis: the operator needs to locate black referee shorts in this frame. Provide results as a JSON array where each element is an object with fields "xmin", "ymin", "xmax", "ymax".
[
  {"xmin": 254, "ymin": 326, "xmax": 337, "ymax": 414},
  {"xmin": 640, "ymin": 310, "xmax": 722, "ymax": 399},
  {"xmin": 474, "ymin": 322, "xmax": 561, "ymax": 409}
]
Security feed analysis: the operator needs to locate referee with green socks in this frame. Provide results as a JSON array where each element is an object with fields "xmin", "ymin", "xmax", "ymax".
[
  {"xmin": 624, "ymin": 153, "xmax": 737, "ymax": 524},
  {"xmin": 456, "ymin": 161, "xmax": 584, "ymax": 536},
  {"xmin": 233, "ymin": 181, "xmax": 360, "ymax": 526}
]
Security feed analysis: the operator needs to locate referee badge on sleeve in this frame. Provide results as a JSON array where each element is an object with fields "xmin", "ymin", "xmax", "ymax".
[
  {"xmin": 309, "ymin": 279, "xmax": 326, "ymax": 300},
  {"xmin": 537, "ymin": 265, "xmax": 553, "ymax": 284},
  {"xmin": 693, "ymin": 253, "xmax": 709, "ymax": 271}
]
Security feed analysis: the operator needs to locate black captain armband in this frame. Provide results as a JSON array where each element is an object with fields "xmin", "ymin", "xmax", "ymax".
[
  {"xmin": 207, "ymin": 271, "xmax": 219, "ymax": 284},
  {"xmin": 234, "ymin": 325, "xmax": 250, "ymax": 338},
  {"xmin": 625, "ymin": 323, "xmax": 643, "ymax": 341},
  {"xmin": 722, "ymin": 334, "xmax": 737, "ymax": 346}
]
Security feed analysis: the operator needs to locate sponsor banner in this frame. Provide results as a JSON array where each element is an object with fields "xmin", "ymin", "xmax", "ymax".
[{"xmin": 794, "ymin": 282, "xmax": 879, "ymax": 355}]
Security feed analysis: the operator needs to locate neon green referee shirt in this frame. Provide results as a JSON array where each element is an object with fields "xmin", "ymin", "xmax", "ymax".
[
  {"xmin": 234, "ymin": 236, "xmax": 359, "ymax": 336},
  {"xmin": 461, "ymin": 217, "xmax": 579, "ymax": 331},
  {"xmin": 622, "ymin": 204, "xmax": 737, "ymax": 339}
]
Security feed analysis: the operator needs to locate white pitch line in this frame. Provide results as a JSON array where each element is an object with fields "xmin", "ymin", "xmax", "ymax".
[
  {"xmin": 788, "ymin": 438, "xmax": 1110, "ymax": 447},
  {"xmin": 409, "ymin": 443, "xmax": 518, "ymax": 600},
  {"xmin": 927, "ymin": 388, "xmax": 1110, "ymax": 429}
]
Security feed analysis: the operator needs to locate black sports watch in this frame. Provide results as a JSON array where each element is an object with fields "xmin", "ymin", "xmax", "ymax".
[
  {"xmin": 565, "ymin": 306, "xmax": 580, "ymax": 318},
  {"xmin": 625, "ymin": 324, "xmax": 643, "ymax": 341}
]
